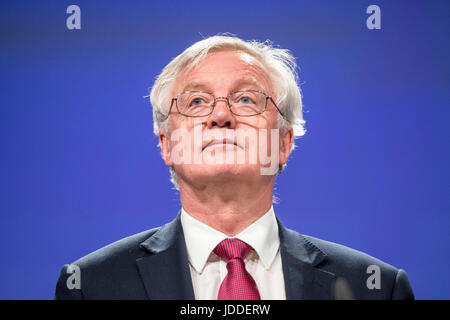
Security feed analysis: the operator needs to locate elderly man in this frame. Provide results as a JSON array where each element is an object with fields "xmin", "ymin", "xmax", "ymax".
[{"xmin": 54, "ymin": 35, "xmax": 414, "ymax": 300}]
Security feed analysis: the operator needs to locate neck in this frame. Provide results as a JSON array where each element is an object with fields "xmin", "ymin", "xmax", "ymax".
[{"xmin": 179, "ymin": 177, "xmax": 274, "ymax": 236}]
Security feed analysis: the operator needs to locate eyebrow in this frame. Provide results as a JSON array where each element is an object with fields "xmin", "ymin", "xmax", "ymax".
[
  {"xmin": 182, "ymin": 82, "xmax": 211, "ymax": 92},
  {"xmin": 181, "ymin": 77, "xmax": 265, "ymax": 94},
  {"xmin": 231, "ymin": 78, "xmax": 265, "ymax": 92}
]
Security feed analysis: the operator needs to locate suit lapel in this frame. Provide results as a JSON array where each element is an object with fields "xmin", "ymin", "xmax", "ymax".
[
  {"xmin": 136, "ymin": 213, "xmax": 195, "ymax": 300},
  {"xmin": 135, "ymin": 212, "xmax": 335, "ymax": 300},
  {"xmin": 277, "ymin": 218, "xmax": 336, "ymax": 300}
]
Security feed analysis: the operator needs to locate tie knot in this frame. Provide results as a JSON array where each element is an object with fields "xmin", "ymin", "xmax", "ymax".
[{"xmin": 213, "ymin": 238, "xmax": 253, "ymax": 262}]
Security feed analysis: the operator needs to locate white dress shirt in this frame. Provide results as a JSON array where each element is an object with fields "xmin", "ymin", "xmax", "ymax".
[{"xmin": 180, "ymin": 206, "xmax": 286, "ymax": 300}]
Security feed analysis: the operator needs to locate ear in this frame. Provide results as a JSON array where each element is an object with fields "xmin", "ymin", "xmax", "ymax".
[
  {"xmin": 279, "ymin": 127, "xmax": 293, "ymax": 165},
  {"xmin": 159, "ymin": 128, "xmax": 173, "ymax": 167}
]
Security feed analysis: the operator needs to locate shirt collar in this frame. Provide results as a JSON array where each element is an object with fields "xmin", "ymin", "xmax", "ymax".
[{"xmin": 180, "ymin": 206, "xmax": 280, "ymax": 274}]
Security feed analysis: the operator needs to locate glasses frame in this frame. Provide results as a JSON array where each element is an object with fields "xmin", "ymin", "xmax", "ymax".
[{"xmin": 165, "ymin": 90, "xmax": 285, "ymax": 119}]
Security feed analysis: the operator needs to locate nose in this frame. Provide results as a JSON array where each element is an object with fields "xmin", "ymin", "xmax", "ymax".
[{"xmin": 206, "ymin": 97, "xmax": 237, "ymax": 129}]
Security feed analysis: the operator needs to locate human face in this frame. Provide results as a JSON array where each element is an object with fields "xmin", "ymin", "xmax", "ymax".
[{"xmin": 159, "ymin": 50, "xmax": 293, "ymax": 187}]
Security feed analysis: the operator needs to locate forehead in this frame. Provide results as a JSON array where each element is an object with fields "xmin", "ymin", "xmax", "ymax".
[{"xmin": 172, "ymin": 50, "xmax": 274, "ymax": 96}]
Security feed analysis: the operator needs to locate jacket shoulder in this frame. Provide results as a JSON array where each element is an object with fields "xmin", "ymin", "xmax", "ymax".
[
  {"xmin": 54, "ymin": 227, "xmax": 160, "ymax": 300},
  {"xmin": 303, "ymin": 234, "xmax": 398, "ymax": 272},
  {"xmin": 300, "ymin": 234, "xmax": 414, "ymax": 299},
  {"xmin": 72, "ymin": 227, "xmax": 160, "ymax": 268}
]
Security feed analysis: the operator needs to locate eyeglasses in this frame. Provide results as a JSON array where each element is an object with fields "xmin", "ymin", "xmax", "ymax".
[{"xmin": 165, "ymin": 90, "xmax": 285, "ymax": 118}]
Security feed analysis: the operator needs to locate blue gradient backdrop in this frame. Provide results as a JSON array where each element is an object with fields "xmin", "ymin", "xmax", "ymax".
[{"xmin": 1, "ymin": 0, "xmax": 449, "ymax": 299}]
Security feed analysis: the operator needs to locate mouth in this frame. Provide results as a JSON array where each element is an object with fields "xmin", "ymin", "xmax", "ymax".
[{"xmin": 202, "ymin": 138, "xmax": 239, "ymax": 151}]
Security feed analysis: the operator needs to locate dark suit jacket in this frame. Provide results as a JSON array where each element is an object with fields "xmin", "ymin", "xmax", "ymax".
[{"xmin": 54, "ymin": 212, "xmax": 414, "ymax": 300}]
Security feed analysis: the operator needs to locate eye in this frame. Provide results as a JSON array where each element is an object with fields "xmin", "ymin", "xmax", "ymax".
[
  {"xmin": 239, "ymin": 96, "xmax": 253, "ymax": 104},
  {"xmin": 192, "ymin": 98, "xmax": 205, "ymax": 106},
  {"xmin": 191, "ymin": 98, "xmax": 206, "ymax": 106}
]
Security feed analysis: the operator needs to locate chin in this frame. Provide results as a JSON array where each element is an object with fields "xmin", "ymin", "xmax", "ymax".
[
  {"xmin": 179, "ymin": 163, "xmax": 262, "ymax": 184},
  {"xmin": 206, "ymin": 163, "xmax": 257, "ymax": 176}
]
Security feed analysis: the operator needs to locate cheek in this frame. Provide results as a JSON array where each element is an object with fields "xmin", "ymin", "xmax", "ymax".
[
  {"xmin": 238, "ymin": 112, "xmax": 275, "ymax": 129},
  {"xmin": 267, "ymin": 111, "xmax": 280, "ymax": 128},
  {"xmin": 168, "ymin": 115, "xmax": 189, "ymax": 131},
  {"xmin": 168, "ymin": 119, "xmax": 206, "ymax": 163}
]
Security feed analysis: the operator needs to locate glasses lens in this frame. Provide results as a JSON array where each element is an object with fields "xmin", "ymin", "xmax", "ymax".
[
  {"xmin": 229, "ymin": 91, "xmax": 266, "ymax": 116},
  {"xmin": 177, "ymin": 92, "xmax": 214, "ymax": 116}
]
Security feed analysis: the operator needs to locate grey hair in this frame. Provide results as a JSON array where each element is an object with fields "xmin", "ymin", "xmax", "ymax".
[{"xmin": 149, "ymin": 34, "xmax": 306, "ymax": 191}]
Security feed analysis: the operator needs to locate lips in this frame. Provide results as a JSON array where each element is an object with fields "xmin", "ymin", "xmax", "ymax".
[{"xmin": 202, "ymin": 138, "xmax": 239, "ymax": 151}]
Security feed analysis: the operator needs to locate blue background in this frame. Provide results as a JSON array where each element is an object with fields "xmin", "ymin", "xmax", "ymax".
[{"xmin": 1, "ymin": 0, "xmax": 449, "ymax": 299}]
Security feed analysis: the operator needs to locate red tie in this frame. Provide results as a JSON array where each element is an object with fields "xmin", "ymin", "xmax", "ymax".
[{"xmin": 213, "ymin": 238, "xmax": 261, "ymax": 300}]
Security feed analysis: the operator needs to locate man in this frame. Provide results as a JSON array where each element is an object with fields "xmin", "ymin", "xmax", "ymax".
[{"xmin": 54, "ymin": 35, "xmax": 414, "ymax": 300}]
